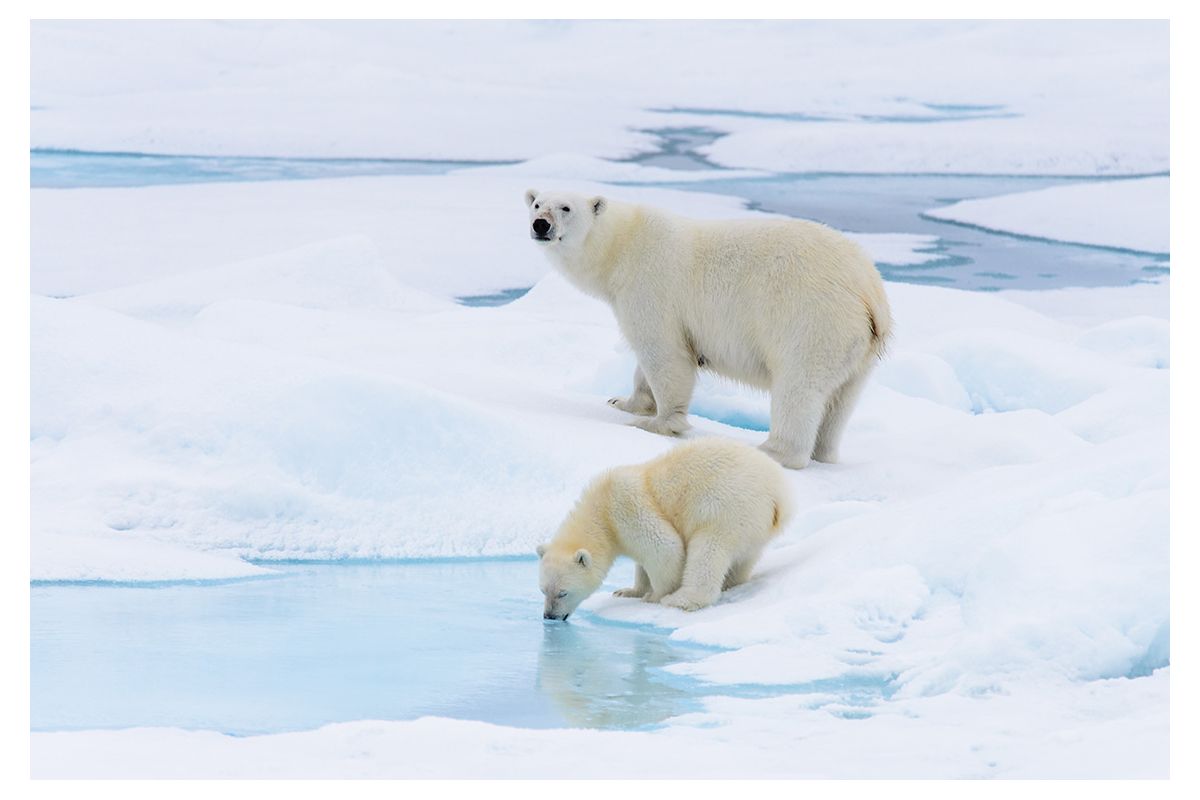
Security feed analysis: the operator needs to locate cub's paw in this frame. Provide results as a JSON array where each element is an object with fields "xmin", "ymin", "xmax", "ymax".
[
  {"xmin": 659, "ymin": 590, "xmax": 711, "ymax": 612},
  {"xmin": 613, "ymin": 587, "xmax": 649, "ymax": 599},
  {"xmin": 632, "ymin": 415, "xmax": 690, "ymax": 437}
]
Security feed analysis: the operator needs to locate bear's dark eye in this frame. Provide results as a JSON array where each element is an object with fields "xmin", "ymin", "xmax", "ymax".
[
  {"xmin": 561, "ymin": 206, "xmax": 570, "ymax": 213},
  {"xmin": 557, "ymin": 590, "xmax": 568, "ymax": 599},
  {"xmin": 534, "ymin": 203, "xmax": 539, "ymax": 209}
]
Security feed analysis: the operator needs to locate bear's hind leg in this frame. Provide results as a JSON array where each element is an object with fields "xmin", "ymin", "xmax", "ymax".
[
  {"xmin": 608, "ymin": 365, "xmax": 657, "ymax": 417},
  {"xmin": 660, "ymin": 528, "xmax": 734, "ymax": 612},
  {"xmin": 613, "ymin": 565, "xmax": 653, "ymax": 599},
  {"xmin": 812, "ymin": 366, "xmax": 872, "ymax": 464},
  {"xmin": 759, "ymin": 375, "xmax": 829, "ymax": 470}
]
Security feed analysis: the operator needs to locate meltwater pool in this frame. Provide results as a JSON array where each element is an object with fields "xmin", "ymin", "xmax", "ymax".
[{"xmin": 31, "ymin": 559, "xmax": 718, "ymax": 735}]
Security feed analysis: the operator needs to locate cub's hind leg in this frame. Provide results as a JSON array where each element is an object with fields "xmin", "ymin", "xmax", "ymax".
[
  {"xmin": 722, "ymin": 548, "xmax": 765, "ymax": 591},
  {"xmin": 660, "ymin": 527, "xmax": 734, "ymax": 612}
]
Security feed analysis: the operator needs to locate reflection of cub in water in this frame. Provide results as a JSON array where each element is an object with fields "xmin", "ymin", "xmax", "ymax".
[{"xmin": 536, "ymin": 623, "xmax": 692, "ymax": 729}]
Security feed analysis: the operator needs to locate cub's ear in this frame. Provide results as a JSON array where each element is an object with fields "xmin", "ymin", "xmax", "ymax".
[
  {"xmin": 536, "ymin": 543, "xmax": 547, "ymax": 559},
  {"xmin": 524, "ymin": 189, "xmax": 539, "ymax": 208},
  {"xmin": 590, "ymin": 196, "xmax": 607, "ymax": 216},
  {"xmin": 574, "ymin": 548, "xmax": 592, "ymax": 568}
]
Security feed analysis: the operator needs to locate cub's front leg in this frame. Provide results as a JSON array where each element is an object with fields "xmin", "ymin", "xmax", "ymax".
[
  {"xmin": 611, "ymin": 476, "xmax": 686, "ymax": 602},
  {"xmin": 613, "ymin": 564, "xmax": 652, "ymax": 599}
]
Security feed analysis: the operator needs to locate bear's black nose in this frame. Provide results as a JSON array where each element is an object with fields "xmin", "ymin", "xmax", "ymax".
[{"xmin": 532, "ymin": 219, "xmax": 551, "ymax": 236}]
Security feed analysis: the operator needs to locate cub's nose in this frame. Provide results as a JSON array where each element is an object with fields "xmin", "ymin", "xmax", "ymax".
[{"xmin": 532, "ymin": 219, "xmax": 551, "ymax": 236}]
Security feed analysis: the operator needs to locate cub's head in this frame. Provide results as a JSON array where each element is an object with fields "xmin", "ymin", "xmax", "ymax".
[
  {"xmin": 524, "ymin": 189, "xmax": 607, "ymax": 249},
  {"xmin": 536, "ymin": 541, "xmax": 604, "ymax": 621}
]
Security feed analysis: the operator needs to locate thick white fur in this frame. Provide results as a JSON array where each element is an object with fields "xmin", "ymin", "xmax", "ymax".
[
  {"xmin": 525, "ymin": 189, "xmax": 892, "ymax": 468},
  {"xmin": 537, "ymin": 438, "xmax": 792, "ymax": 616}
]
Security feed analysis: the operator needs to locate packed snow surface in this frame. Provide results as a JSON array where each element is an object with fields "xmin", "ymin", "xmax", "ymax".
[
  {"xmin": 30, "ymin": 169, "xmax": 1168, "ymax": 777},
  {"xmin": 30, "ymin": 174, "xmax": 955, "ymax": 576},
  {"xmin": 924, "ymin": 177, "xmax": 1169, "ymax": 253},
  {"xmin": 32, "ymin": 20, "xmax": 1167, "ymax": 175},
  {"xmin": 33, "ymin": 668, "xmax": 1168, "ymax": 778}
]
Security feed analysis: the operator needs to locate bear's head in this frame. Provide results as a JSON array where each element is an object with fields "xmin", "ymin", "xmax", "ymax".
[
  {"xmin": 524, "ymin": 189, "xmax": 607, "ymax": 249},
  {"xmin": 536, "ymin": 541, "xmax": 604, "ymax": 621}
]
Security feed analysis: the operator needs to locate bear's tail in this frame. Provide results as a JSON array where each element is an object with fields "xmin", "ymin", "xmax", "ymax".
[{"xmin": 862, "ymin": 282, "xmax": 894, "ymax": 360}]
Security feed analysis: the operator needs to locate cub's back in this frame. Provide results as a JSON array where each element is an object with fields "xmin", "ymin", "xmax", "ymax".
[{"xmin": 643, "ymin": 439, "xmax": 791, "ymax": 536}]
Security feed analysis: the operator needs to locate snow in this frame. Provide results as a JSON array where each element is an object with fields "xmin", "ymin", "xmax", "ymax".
[
  {"xmin": 30, "ymin": 175, "xmax": 952, "ymax": 579},
  {"xmin": 29, "ymin": 170, "xmax": 1169, "ymax": 776},
  {"xmin": 32, "ymin": 669, "xmax": 1168, "ymax": 778},
  {"xmin": 31, "ymin": 532, "xmax": 273, "ymax": 583},
  {"xmin": 30, "ymin": 172, "xmax": 945, "ymax": 299},
  {"xmin": 848, "ymin": 233, "xmax": 943, "ymax": 267},
  {"xmin": 29, "ymin": 19, "xmax": 1169, "ymax": 780},
  {"xmin": 32, "ymin": 20, "xmax": 1167, "ymax": 175},
  {"xmin": 699, "ymin": 114, "xmax": 1166, "ymax": 176},
  {"xmin": 924, "ymin": 177, "xmax": 1169, "ymax": 253}
]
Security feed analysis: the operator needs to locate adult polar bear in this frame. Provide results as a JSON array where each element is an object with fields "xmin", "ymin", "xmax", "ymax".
[{"xmin": 525, "ymin": 189, "xmax": 892, "ymax": 468}]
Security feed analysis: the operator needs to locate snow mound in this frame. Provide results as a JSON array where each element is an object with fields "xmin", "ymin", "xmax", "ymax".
[
  {"xmin": 934, "ymin": 331, "xmax": 1119, "ymax": 414},
  {"xmin": 31, "ymin": 293, "xmax": 578, "ymax": 574},
  {"xmin": 1075, "ymin": 316, "xmax": 1169, "ymax": 369},
  {"xmin": 873, "ymin": 352, "xmax": 972, "ymax": 411},
  {"xmin": 86, "ymin": 236, "xmax": 454, "ymax": 322}
]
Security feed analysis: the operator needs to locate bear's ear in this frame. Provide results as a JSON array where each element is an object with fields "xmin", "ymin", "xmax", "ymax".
[
  {"xmin": 524, "ymin": 189, "xmax": 539, "ymax": 208},
  {"xmin": 590, "ymin": 196, "xmax": 607, "ymax": 216},
  {"xmin": 536, "ymin": 543, "xmax": 547, "ymax": 559},
  {"xmin": 574, "ymin": 548, "xmax": 592, "ymax": 568}
]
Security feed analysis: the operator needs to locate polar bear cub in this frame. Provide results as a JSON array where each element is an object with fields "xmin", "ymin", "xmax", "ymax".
[
  {"xmin": 537, "ymin": 438, "xmax": 792, "ymax": 619},
  {"xmin": 525, "ymin": 189, "xmax": 892, "ymax": 469}
]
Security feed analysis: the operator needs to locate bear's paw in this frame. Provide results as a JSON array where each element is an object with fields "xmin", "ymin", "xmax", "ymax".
[
  {"xmin": 608, "ymin": 396, "xmax": 656, "ymax": 416},
  {"xmin": 632, "ymin": 415, "xmax": 690, "ymax": 437}
]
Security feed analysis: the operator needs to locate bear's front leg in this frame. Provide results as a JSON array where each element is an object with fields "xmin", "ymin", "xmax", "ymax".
[
  {"xmin": 628, "ymin": 340, "xmax": 696, "ymax": 437},
  {"xmin": 608, "ymin": 364, "xmax": 657, "ymax": 417},
  {"xmin": 613, "ymin": 564, "xmax": 652, "ymax": 599}
]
